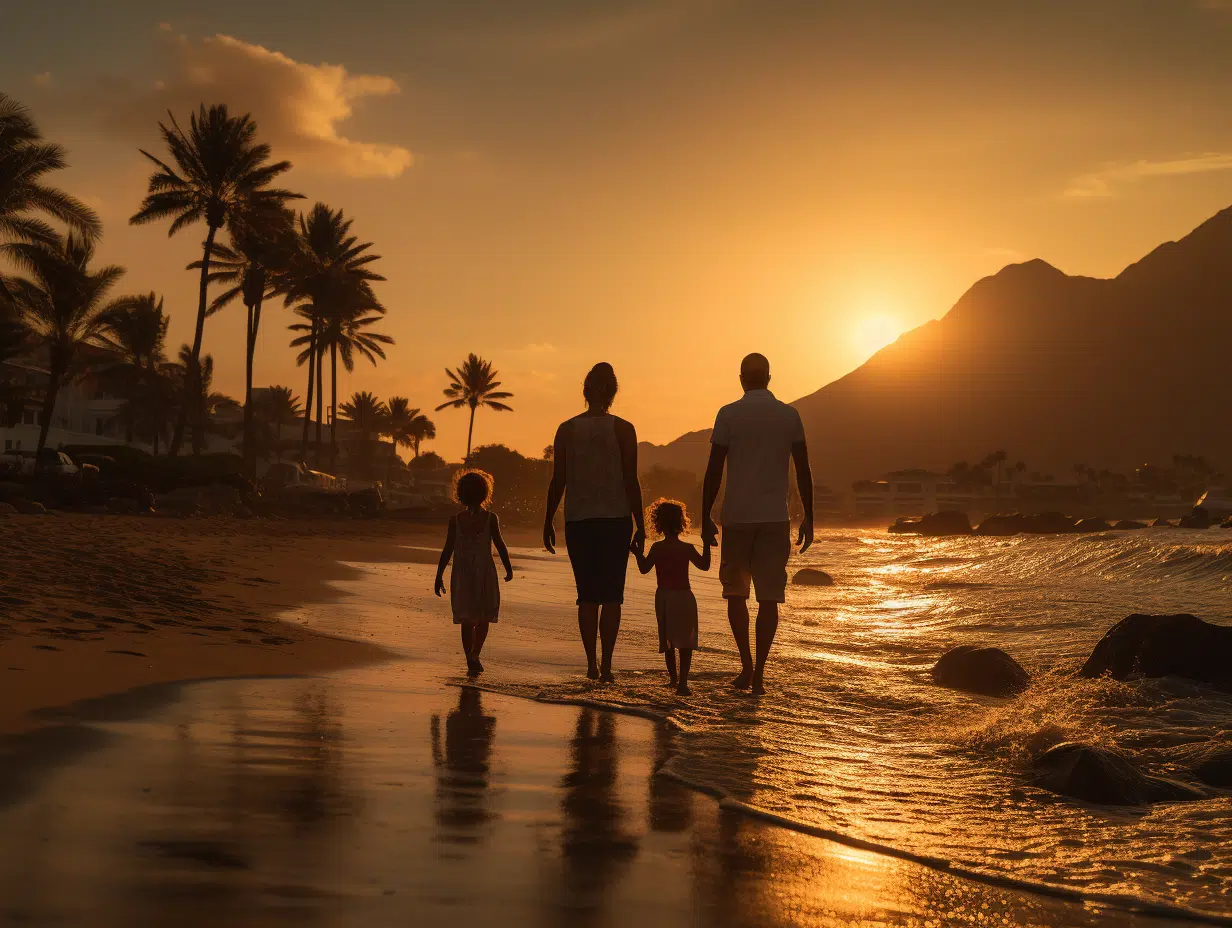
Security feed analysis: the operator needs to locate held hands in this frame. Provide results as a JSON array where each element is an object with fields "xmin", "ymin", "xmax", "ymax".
[
  {"xmin": 631, "ymin": 528, "xmax": 646, "ymax": 557},
  {"xmin": 434, "ymin": 574, "xmax": 446, "ymax": 597},
  {"xmin": 796, "ymin": 517, "xmax": 815, "ymax": 554},
  {"xmin": 543, "ymin": 521, "xmax": 556, "ymax": 554},
  {"xmin": 701, "ymin": 516, "xmax": 719, "ymax": 548}
]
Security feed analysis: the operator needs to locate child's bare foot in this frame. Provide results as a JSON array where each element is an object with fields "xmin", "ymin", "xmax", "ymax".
[
  {"xmin": 599, "ymin": 670, "xmax": 615, "ymax": 684},
  {"xmin": 675, "ymin": 684, "xmax": 691, "ymax": 696},
  {"xmin": 586, "ymin": 665, "xmax": 600, "ymax": 680},
  {"xmin": 730, "ymin": 670, "xmax": 752, "ymax": 690}
]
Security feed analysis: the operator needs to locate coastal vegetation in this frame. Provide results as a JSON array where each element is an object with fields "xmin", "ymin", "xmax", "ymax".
[{"xmin": 0, "ymin": 91, "xmax": 460, "ymax": 478}]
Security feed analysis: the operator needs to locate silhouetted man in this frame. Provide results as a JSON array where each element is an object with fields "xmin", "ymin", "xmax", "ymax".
[{"xmin": 701, "ymin": 353, "xmax": 813, "ymax": 695}]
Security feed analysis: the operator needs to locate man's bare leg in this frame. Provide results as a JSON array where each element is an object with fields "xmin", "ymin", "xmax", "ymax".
[
  {"xmin": 727, "ymin": 597, "xmax": 753, "ymax": 688},
  {"xmin": 750, "ymin": 601, "xmax": 780, "ymax": 696},
  {"xmin": 598, "ymin": 603, "xmax": 622, "ymax": 682},
  {"xmin": 578, "ymin": 604, "xmax": 600, "ymax": 679}
]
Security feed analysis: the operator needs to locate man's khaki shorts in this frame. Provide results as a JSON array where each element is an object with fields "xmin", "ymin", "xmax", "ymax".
[{"xmin": 719, "ymin": 522, "xmax": 791, "ymax": 603}]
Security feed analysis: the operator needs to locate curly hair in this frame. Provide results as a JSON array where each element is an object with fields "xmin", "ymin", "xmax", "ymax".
[
  {"xmin": 647, "ymin": 497, "xmax": 689, "ymax": 537},
  {"xmin": 455, "ymin": 469, "xmax": 494, "ymax": 508}
]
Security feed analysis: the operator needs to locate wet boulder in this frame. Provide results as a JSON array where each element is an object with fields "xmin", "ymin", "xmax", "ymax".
[
  {"xmin": 932, "ymin": 645, "xmax": 1030, "ymax": 697},
  {"xmin": 975, "ymin": 513, "xmax": 1028, "ymax": 537},
  {"xmin": 1080, "ymin": 613, "xmax": 1232, "ymax": 688},
  {"xmin": 1113, "ymin": 520, "xmax": 1147, "ymax": 530},
  {"xmin": 1189, "ymin": 746, "xmax": 1232, "ymax": 788},
  {"xmin": 0, "ymin": 501, "xmax": 15, "ymax": 516},
  {"xmin": 13, "ymin": 499, "xmax": 46, "ymax": 515},
  {"xmin": 1152, "ymin": 517, "xmax": 1174, "ymax": 527},
  {"xmin": 1074, "ymin": 517, "xmax": 1112, "ymax": 533},
  {"xmin": 1031, "ymin": 742, "xmax": 1203, "ymax": 805},
  {"xmin": 792, "ymin": 568, "xmax": 834, "ymax": 586},
  {"xmin": 1179, "ymin": 507, "xmax": 1213, "ymax": 529},
  {"xmin": 1023, "ymin": 511, "xmax": 1078, "ymax": 534},
  {"xmin": 889, "ymin": 511, "xmax": 972, "ymax": 536}
]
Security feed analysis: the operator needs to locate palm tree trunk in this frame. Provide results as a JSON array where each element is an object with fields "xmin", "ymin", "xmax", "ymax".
[
  {"xmin": 35, "ymin": 366, "xmax": 62, "ymax": 457},
  {"xmin": 243, "ymin": 296, "xmax": 263, "ymax": 478},
  {"xmin": 465, "ymin": 405, "xmax": 476, "ymax": 461},
  {"xmin": 170, "ymin": 222, "xmax": 218, "ymax": 457},
  {"xmin": 329, "ymin": 341, "xmax": 338, "ymax": 470},
  {"xmin": 314, "ymin": 340, "xmax": 324, "ymax": 466},
  {"xmin": 300, "ymin": 326, "xmax": 316, "ymax": 459}
]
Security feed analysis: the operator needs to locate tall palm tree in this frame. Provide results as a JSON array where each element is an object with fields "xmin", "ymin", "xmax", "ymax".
[
  {"xmin": 436, "ymin": 354, "xmax": 514, "ymax": 461},
  {"xmin": 0, "ymin": 304, "xmax": 29, "ymax": 428},
  {"xmin": 175, "ymin": 345, "xmax": 236, "ymax": 455},
  {"xmin": 191, "ymin": 205, "xmax": 296, "ymax": 475},
  {"xmin": 130, "ymin": 104, "xmax": 299, "ymax": 455},
  {"xmin": 99, "ymin": 292, "xmax": 170, "ymax": 443},
  {"xmin": 280, "ymin": 203, "xmax": 387, "ymax": 468},
  {"xmin": 6, "ymin": 233, "xmax": 125, "ymax": 454},
  {"xmin": 289, "ymin": 308, "xmax": 320, "ymax": 459},
  {"xmin": 385, "ymin": 397, "xmax": 435, "ymax": 458},
  {"xmin": 0, "ymin": 93, "xmax": 100, "ymax": 260},
  {"xmin": 255, "ymin": 385, "xmax": 301, "ymax": 461},
  {"xmin": 339, "ymin": 390, "xmax": 388, "ymax": 442}
]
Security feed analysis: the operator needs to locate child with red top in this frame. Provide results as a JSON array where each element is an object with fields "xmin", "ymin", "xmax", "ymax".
[{"xmin": 631, "ymin": 498, "xmax": 711, "ymax": 695}]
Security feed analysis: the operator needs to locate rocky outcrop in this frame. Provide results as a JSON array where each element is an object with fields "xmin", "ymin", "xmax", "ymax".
[
  {"xmin": 1023, "ymin": 511, "xmax": 1079, "ymax": 534},
  {"xmin": 12, "ymin": 499, "xmax": 46, "ymax": 515},
  {"xmin": 1080, "ymin": 613, "xmax": 1232, "ymax": 688},
  {"xmin": 0, "ymin": 501, "xmax": 16, "ymax": 516},
  {"xmin": 1152, "ymin": 517, "xmax": 1174, "ymax": 527},
  {"xmin": 932, "ymin": 645, "xmax": 1030, "ymax": 697},
  {"xmin": 792, "ymin": 568, "xmax": 834, "ymax": 586},
  {"xmin": 1074, "ymin": 517, "xmax": 1112, "ymax": 533},
  {"xmin": 1189, "ymin": 746, "xmax": 1232, "ymax": 788},
  {"xmin": 1031, "ymin": 742, "xmax": 1203, "ymax": 805},
  {"xmin": 1113, "ymin": 520, "xmax": 1147, "ymax": 530},
  {"xmin": 1179, "ymin": 507, "xmax": 1213, "ymax": 529},
  {"xmin": 888, "ymin": 510, "xmax": 972, "ymax": 536},
  {"xmin": 975, "ymin": 514, "xmax": 1028, "ymax": 536}
]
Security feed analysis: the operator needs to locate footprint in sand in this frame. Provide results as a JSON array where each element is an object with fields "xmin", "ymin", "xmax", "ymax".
[
  {"xmin": 33, "ymin": 644, "xmax": 61, "ymax": 651},
  {"xmin": 107, "ymin": 649, "xmax": 147, "ymax": 657},
  {"xmin": 260, "ymin": 636, "xmax": 294, "ymax": 645}
]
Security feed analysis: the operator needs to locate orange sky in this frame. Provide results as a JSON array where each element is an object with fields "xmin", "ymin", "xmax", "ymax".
[{"xmin": 7, "ymin": 2, "xmax": 1232, "ymax": 460}]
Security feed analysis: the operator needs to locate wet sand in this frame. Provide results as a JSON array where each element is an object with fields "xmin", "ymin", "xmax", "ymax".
[{"xmin": 0, "ymin": 517, "xmax": 1205, "ymax": 925}]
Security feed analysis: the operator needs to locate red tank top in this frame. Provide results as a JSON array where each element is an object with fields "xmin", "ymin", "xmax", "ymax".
[{"xmin": 654, "ymin": 542, "xmax": 691, "ymax": 590}]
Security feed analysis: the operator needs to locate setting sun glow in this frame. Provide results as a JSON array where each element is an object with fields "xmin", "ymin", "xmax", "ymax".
[{"xmin": 852, "ymin": 314, "xmax": 904, "ymax": 359}]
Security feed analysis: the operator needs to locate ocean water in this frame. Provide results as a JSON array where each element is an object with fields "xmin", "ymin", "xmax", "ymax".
[{"xmin": 499, "ymin": 528, "xmax": 1232, "ymax": 920}]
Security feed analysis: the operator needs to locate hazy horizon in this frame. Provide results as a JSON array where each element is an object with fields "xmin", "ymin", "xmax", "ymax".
[{"xmin": 7, "ymin": 1, "xmax": 1232, "ymax": 460}]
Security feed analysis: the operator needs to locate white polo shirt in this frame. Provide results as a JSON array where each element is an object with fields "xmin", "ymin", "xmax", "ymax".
[{"xmin": 711, "ymin": 389, "xmax": 806, "ymax": 525}]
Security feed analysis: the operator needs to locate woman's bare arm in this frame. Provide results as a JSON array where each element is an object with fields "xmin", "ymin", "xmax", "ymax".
[
  {"xmin": 615, "ymin": 417, "xmax": 645, "ymax": 550},
  {"xmin": 542, "ymin": 423, "xmax": 567, "ymax": 552}
]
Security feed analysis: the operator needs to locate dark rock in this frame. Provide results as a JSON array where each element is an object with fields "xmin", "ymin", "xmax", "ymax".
[
  {"xmin": 0, "ymin": 501, "xmax": 15, "ymax": 516},
  {"xmin": 1023, "ymin": 511, "xmax": 1079, "ymax": 534},
  {"xmin": 1221, "ymin": 517, "xmax": 1232, "ymax": 529},
  {"xmin": 792, "ymin": 568, "xmax": 834, "ymax": 586},
  {"xmin": 1190, "ymin": 746, "xmax": 1232, "ymax": 787},
  {"xmin": 889, "ymin": 510, "xmax": 972, "ymax": 536},
  {"xmin": 975, "ymin": 513, "xmax": 1028, "ymax": 537},
  {"xmin": 1113, "ymin": 520, "xmax": 1148, "ymax": 530},
  {"xmin": 1080, "ymin": 613, "xmax": 1232, "ymax": 688},
  {"xmin": 1031, "ymin": 742, "xmax": 1203, "ymax": 805},
  {"xmin": 932, "ymin": 645, "xmax": 1030, "ymax": 697},
  {"xmin": 1152, "ymin": 517, "xmax": 1173, "ymax": 527},
  {"xmin": 1074, "ymin": 517, "xmax": 1112, "ymax": 533},
  {"xmin": 13, "ymin": 499, "xmax": 46, "ymax": 515},
  {"xmin": 1179, "ymin": 506, "xmax": 1213, "ymax": 529}
]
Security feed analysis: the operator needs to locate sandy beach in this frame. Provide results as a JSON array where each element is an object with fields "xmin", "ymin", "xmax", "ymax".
[{"xmin": 0, "ymin": 513, "xmax": 1218, "ymax": 926}]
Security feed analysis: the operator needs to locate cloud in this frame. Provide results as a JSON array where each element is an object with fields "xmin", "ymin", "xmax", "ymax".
[
  {"xmin": 89, "ymin": 32, "xmax": 411, "ymax": 179},
  {"xmin": 515, "ymin": 342, "xmax": 558, "ymax": 355},
  {"xmin": 32, "ymin": 72, "xmax": 54, "ymax": 89},
  {"xmin": 1065, "ymin": 153, "xmax": 1232, "ymax": 198}
]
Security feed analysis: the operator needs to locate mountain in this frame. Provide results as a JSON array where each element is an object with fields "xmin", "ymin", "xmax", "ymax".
[{"xmin": 641, "ymin": 206, "xmax": 1232, "ymax": 486}]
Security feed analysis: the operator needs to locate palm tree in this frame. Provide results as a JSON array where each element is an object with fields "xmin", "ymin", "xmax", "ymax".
[
  {"xmin": 175, "ymin": 345, "xmax": 236, "ymax": 454},
  {"xmin": 99, "ymin": 292, "xmax": 170, "ymax": 443},
  {"xmin": 255, "ymin": 385, "xmax": 301, "ymax": 461},
  {"xmin": 385, "ymin": 397, "xmax": 435, "ymax": 458},
  {"xmin": 279, "ymin": 203, "xmax": 386, "ymax": 468},
  {"xmin": 6, "ymin": 233, "xmax": 125, "ymax": 454},
  {"xmin": 0, "ymin": 305, "xmax": 28, "ymax": 428},
  {"xmin": 436, "ymin": 353, "xmax": 514, "ymax": 460},
  {"xmin": 0, "ymin": 93, "xmax": 100, "ymax": 262},
  {"xmin": 339, "ymin": 390, "xmax": 388, "ymax": 442},
  {"xmin": 130, "ymin": 104, "xmax": 299, "ymax": 455},
  {"xmin": 191, "ymin": 204, "xmax": 296, "ymax": 475}
]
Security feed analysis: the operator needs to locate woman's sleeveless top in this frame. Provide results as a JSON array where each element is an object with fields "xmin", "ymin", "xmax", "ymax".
[{"xmin": 563, "ymin": 414, "xmax": 628, "ymax": 523}]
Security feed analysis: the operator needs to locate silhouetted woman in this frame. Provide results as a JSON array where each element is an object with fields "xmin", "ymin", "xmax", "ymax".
[{"xmin": 544, "ymin": 363, "xmax": 645, "ymax": 682}]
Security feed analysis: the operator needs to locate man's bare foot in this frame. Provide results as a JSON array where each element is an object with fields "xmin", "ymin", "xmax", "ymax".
[
  {"xmin": 750, "ymin": 679, "xmax": 765, "ymax": 696},
  {"xmin": 466, "ymin": 658, "xmax": 480, "ymax": 677},
  {"xmin": 676, "ymin": 684, "xmax": 691, "ymax": 696},
  {"xmin": 587, "ymin": 666, "xmax": 600, "ymax": 680},
  {"xmin": 730, "ymin": 671, "xmax": 752, "ymax": 690},
  {"xmin": 472, "ymin": 657, "xmax": 485, "ymax": 674},
  {"xmin": 666, "ymin": 676, "xmax": 679, "ymax": 688},
  {"xmin": 599, "ymin": 670, "xmax": 615, "ymax": 684}
]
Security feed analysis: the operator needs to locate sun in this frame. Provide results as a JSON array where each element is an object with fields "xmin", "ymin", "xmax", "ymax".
[{"xmin": 852, "ymin": 314, "xmax": 903, "ymax": 358}]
